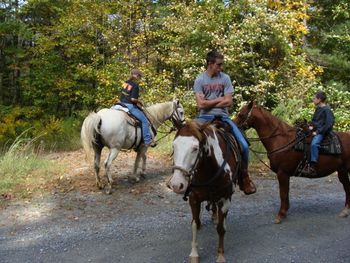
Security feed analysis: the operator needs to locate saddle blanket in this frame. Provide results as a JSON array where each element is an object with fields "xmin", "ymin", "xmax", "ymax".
[
  {"xmin": 111, "ymin": 104, "xmax": 129, "ymax": 113},
  {"xmin": 294, "ymin": 131, "xmax": 342, "ymax": 155}
]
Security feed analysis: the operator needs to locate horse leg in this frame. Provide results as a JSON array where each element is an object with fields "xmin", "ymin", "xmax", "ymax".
[
  {"xmin": 189, "ymin": 197, "xmax": 201, "ymax": 263},
  {"xmin": 93, "ymin": 144, "xmax": 103, "ymax": 189},
  {"xmin": 129, "ymin": 146, "xmax": 147, "ymax": 183},
  {"xmin": 104, "ymin": 148, "xmax": 119, "ymax": 194},
  {"xmin": 211, "ymin": 203, "xmax": 219, "ymax": 225},
  {"xmin": 140, "ymin": 149, "xmax": 148, "ymax": 178},
  {"xmin": 337, "ymin": 168, "xmax": 350, "ymax": 217},
  {"xmin": 275, "ymin": 171, "xmax": 290, "ymax": 224},
  {"xmin": 216, "ymin": 201, "xmax": 229, "ymax": 263}
]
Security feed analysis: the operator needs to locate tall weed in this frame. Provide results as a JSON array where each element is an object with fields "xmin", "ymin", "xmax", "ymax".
[{"xmin": 0, "ymin": 131, "xmax": 61, "ymax": 201}]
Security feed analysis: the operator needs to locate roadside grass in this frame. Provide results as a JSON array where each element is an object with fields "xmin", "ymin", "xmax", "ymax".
[{"xmin": 0, "ymin": 133, "xmax": 62, "ymax": 208}]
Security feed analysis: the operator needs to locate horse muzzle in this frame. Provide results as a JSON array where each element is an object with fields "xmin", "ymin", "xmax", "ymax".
[{"xmin": 167, "ymin": 172, "xmax": 188, "ymax": 194}]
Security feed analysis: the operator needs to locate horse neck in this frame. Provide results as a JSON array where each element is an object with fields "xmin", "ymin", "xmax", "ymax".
[
  {"xmin": 252, "ymin": 108, "xmax": 294, "ymax": 152},
  {"xmin": 197, "ymin": 128, "xmax": 225, "ymax": 175},
  {"xmin": 145, "ymin": 102, "xmax": 173, "ymax": 129}
]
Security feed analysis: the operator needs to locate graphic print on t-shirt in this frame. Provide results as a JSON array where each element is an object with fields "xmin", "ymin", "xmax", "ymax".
[{"xmin": 202, "ymin": 83, "xmax": 225, "ymax": 99}]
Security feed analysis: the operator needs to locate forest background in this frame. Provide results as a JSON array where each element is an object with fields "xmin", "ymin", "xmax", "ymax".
[{"xmin": 1, "ymin": 0, "xmax": 350, "ymax": 150}]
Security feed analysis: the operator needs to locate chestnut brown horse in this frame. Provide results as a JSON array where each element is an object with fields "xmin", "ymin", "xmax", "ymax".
[
  {"xmin": 167, "ymin": 121, "xmax": 240, "ymax": 263},
  {"xmin": 235, "ymin": 101, "xmax": 350, "ymax": 223}
]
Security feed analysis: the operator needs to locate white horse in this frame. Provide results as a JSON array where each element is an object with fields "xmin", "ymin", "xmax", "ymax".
[{"xmin": 81, "ymin": 99, "xmax": 185, "ymax": 194}]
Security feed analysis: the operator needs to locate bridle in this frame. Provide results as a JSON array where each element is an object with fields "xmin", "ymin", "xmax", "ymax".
[
  {"xmin": 237, "ymin": 105, "xmax": 254, "ymax": 130},
  {"xmin": 237, "ymin": 105, "xmax": 307, "ymax": 169},
  {"xmin": 172, "ymin": 128, "xmax": 234, "ymax": 201},
  {"xmin": 143, "ymin": 101, "xmax": 185, "ymax": 143},
  {"xmin": 172, "ymin": 138, "xmax": 204, "ymax": 199},
  {"xmin": 169, "ymin": 101, "xmax": 185, "ymax": 128}
]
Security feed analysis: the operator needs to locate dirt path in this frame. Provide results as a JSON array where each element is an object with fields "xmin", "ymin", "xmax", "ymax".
[{"xmin": 1, "ymin": 149, "xmax": 350, "ymax": 263}]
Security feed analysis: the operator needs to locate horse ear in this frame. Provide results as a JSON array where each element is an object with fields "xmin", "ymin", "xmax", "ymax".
[
  {"xmin": 248, "ymin": 100, "xmax": 255, "ymax": 109},
  {"xmin": 173, "ymin": 98, "xmax": 179, "ymax": 105}
]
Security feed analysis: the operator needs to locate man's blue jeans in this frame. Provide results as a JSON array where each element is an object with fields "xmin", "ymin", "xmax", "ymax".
[
  {"xmin": 310, "ymin": 134, "xmax": 324, "ymax": 163},
  {"xmin": 124, "ymin": 103, "xmax": 152, "ymax": 145},
  {"xmin": 196, "ymin": 115, "xmax": 249, "ymax": 163}
]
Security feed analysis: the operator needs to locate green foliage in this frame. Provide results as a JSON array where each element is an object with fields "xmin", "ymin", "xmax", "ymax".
[
  {"xmin": 0, "ymin": 132, "xmax": 61, "ymax": 198},
  {"xmin": 272, "ymin": 84, "xmax": 350, "ymax": 132},
  {"xmin": 307, "ymin": 0, "xmax": 350, "ymax": 91},
  {"xmin": 1, "ymin": 0, "xmax": 350, "ymax": 149},
  {"xmin": 0, "ymin": 105, "xmax": 82, "ymax": 151}
]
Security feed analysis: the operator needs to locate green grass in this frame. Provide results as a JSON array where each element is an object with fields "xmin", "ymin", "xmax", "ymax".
[{"xmin": 0, "ymin": 132, "xmax": 62, "ymax": 206}]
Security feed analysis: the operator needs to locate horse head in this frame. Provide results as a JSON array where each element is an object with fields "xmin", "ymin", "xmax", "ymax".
[
  {"xmin": 170, "ymin": 99, "xmax": 185, "ymax": 129},
  {"xmin": 167, "ymin": 121, "xmax": 205, "ymax": 194},
  {"xmin": 234, "ymin": 100, "xmax": 257, "ymax": 130}
]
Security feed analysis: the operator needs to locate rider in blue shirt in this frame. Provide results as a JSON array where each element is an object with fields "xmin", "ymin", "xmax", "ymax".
[
  {"xmin": 302, "ymin": 91, "xmax": 334, "ymax": 176},
  {"xmin": 193, "ymin": 50, "xmax": 256, "ymax": 195},
  {"xmin": 119, "ymin": 69, "xmax": 156, "ymax": 147}
]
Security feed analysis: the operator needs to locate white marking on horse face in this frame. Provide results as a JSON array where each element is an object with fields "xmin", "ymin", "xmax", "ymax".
[
  {"xmin": 206, "ymin": 130, "xmax": 232, "ymax": 178},
  {"xmin": 169, "ymin": 136, "xmax": 199, "ymax": 194}
]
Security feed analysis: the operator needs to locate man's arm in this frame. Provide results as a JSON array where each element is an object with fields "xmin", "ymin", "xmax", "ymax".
[
  {"xmin": 216, "ymin": 93, "xmax": 233, "ymax": 108},
  {"xmin": 195, "ymin": 93, "xmax": 232, "ymax": 109}
]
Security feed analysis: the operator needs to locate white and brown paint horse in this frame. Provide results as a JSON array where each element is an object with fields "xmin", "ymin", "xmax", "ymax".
[
  {"xmin": 167, "ymin": 121, "xmax": 240, "ymax": 263},
  {"xmin": 81, "ymin": 99, "xmax": 185, "ymax": 194}
]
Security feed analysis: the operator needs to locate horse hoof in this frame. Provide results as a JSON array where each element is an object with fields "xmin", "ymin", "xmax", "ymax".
[
  {"xmin": 105, "ymin": 185, "xmax": 113, "ymax": 195},
  {"xmin": 189, "ymin": 256, "xmax": 199, "ymax": 263},
  {"xmin": 96, "ymin": 181, "xmax": 104, "ymax": 190},
  {"xmin": 216, "ymin": 254, "xmax": 226, "ymax": 263},
  {"xmin": 128, "ymin": 176, "xmax": 140, "ymax": 184},
  {"xmin": 339, "ymin": 208, "xmax": 350, "ymax": 218},
  {"xmin": 274, "ymin": 216, "xmax": 282, "ymax": 224}
]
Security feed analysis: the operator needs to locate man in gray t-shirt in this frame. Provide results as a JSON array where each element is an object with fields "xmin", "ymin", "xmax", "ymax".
[
  {"xmin": 193, "ymin": 50, "xmax": 256, "ymax": 195},
  {"xmin": 194, "ymin": 70, "xmax": 233, "ymax": 116}
]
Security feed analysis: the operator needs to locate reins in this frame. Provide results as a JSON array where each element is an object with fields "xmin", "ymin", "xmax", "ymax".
[
  {"xmin": 140, "ymin": 102, "xmax": 184, "ymax": 144},
  {"xmin": 247, "ymin": 128, "xmax": 307, "ymax": 171},
  {"xmin": 179, "ymin": 128, "xmax": 235, "ymax": 201}
]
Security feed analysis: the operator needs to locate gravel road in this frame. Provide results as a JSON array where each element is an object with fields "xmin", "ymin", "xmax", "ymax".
[{"xmin": 1, "ymin": 152, "xmax": 349, "ymax": 263}]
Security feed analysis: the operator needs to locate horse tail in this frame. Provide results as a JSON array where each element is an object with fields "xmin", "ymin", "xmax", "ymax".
[{"xmin": 81, "ymin": 112, "xmax": 102, "ymax": 159}]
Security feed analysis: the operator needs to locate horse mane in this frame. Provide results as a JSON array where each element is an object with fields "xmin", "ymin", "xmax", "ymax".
[
  {"xmin": 255, "ymin": 105, "xmax": 293, "ymax": 132},
  {"xmin": 145, "ymin": 101, "xmax": 173, "ymax": 124},
  {"xmin": 176, "ymin": 120, "xmax": 213, "ymax": 142}
]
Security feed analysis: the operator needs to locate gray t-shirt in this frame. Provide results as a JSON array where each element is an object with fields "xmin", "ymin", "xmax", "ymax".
[{"xmin": 193, "ymin": 71, "xmax": 234, "ymax": 116}]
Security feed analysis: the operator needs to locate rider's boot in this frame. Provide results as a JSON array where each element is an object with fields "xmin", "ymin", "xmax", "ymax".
[
  {"xmin": 301, "ymin": 161, "xmax": 317, "ymax": 177},
  {"xmin": 238, "ymin": 162, "xmax": 256, "ymax": 195}
]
